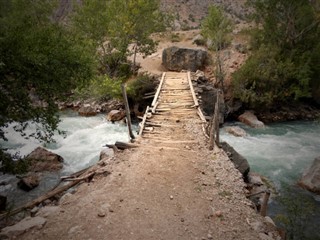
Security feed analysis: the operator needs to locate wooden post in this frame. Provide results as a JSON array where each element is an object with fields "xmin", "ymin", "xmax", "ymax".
[
  {"xmin": 215, "ymin": 93, "xmax": 220, "ymax": 145},
  {"xmin": 121, "ymin": 84, "xmax": 135, "ymax": 140},
  {"xmin": 208, "ymin": 115, "xmax": 215, "ymax": 150},
  {"xmin": 260, "ymin": 190, "xmax": 271, "ymax": 217}
]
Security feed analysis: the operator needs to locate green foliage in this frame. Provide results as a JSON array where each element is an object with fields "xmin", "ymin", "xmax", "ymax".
[
  {"xmin": 0, "ymin": 0, "xmax": 96, "ymax": 142},
  {"xmin": 127, "ymin": 74, "xmax": 157, "ymax": 101},
  {"xmin": 169, "ymin": 33, "xmax": 181, "ymax": 43},
  {"xmin": 201, "ymin": 5, "xmax": 233, "ymax": 50},
  {"xmin": 75, "ymin": 76, "xmax": 123, "ymax": 100},
  {"xmin": 275, "ymin": 186, "xmax": 316, "ymax": 240},
  {"xmin": 233, "ymin": 0, "xmax": 320, "ymax": 109},
  {"xmin": 0, "ymin": 151, "xmax": 28, "ymax": 174},
  {"xmin": 72, "ymin": 0, "xmax": 168, "ymax": 72}
]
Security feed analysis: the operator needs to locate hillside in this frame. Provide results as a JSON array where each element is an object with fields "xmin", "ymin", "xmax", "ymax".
[{"xmin": 160, "ymin": 0, "xmax": 248, "ymax": 29}]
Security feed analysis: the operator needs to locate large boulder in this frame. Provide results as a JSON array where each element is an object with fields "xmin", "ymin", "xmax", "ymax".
[
  {"xmin": 225, "ymin": 126, "xmax": 247, "ymax": 137},
  {"xmin": 26, "ymin": 147, "xmax": 63, "ymax": 172},
  {"xmin": 221, "ymin": 142, "xmax": 250, "ymax": 180},
  {"xmin": 298, "ymin": 157, "xmax": 320, "ymax": 194},
  {"xmin": 238, "ymin": 111, "xmax": 265, "ymax": 128},
  {"xmin": 78, "ymin": 104, "xmax": 97, "ymax": 116},
  {"xmin": 17, "ymin": 174, "xmax": 40, "ymax": 191},
  {"xmin": 162, "ymin": 46, "xmax": 209, "ymax": 72},
  {"xmin": 106, "ymin": 110, "xmax": 126, "ymax": 122}
]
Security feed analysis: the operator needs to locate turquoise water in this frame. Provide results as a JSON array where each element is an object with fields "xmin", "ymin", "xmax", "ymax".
[
  {"xmin": 0, "ymin": 111, "xmax": 136, "ymax": 207},
  {"xmin": 221, "ymin": 121, "xmax": 320, "ymax": 239}
]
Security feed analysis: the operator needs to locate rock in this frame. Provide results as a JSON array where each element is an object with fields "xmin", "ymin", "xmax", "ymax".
[
  {"xmin": 30, "ymin": 206, "xmax": 39, "ymax": 217},
  {"xmin": 298, "ymin": 156, "xmax": 320, "ymax": 194},
  {"xmin": 214, "ymin": 210, "xmax": 223, "ymax": 217},
  {"xmin": 0, "ymin": 216, "xmax": 46, "ymax": 238},
  {"xmin": 17, "ymin": 174, "xmax": 40, "ymax": 191},
  {"xmin": 162, "ymin": 46, "xmax": 209, "ymax": 72},
  {"xmin": 238, "ymin": 111, "xmax": 265, "ymax": 128},
  {"xmin": 99, "ymin": 148, "xmax": 114, "ymax": 160},
  {"xmin": 68, "ymin": 225, "xmax": 81, "ymax": 235},
  {"xmin": 106, "ymin": 110, "xmax": 126, "ymax": 122},
  {"xmin": 59, "ymin": 192, "xmax": 73, "ymax": 205},
  {"xmin": 200, "ymin": 88, "xmax": 225, "ymax": 124},
  {"xmin": 225, "ymin": 126, "xmax": 247, "ymax": 137},
  {"xmin": 78, "ymin": 104, "xmax": 97, "ymax": 117},
  {"xmin": 26, "ymin": 147, "xmax": 63, "ymax": 172},
  {"xmin": 0, "ymin": 195, "xmax": 7, "ymax": 211},
  {"xmin": 248, "ymin": 173, "xmax": 264, "ymax": 186},
  {"xmin": 36, "ymin": 206, "xmax": 61, "ymax": 218},
  {"xmin": 220, "ymin": 142, "xmax": 250, "ymax": 179}
]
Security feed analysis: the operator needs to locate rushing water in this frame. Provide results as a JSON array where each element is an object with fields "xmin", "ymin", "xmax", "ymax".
[
  {"xmin": 221, "ymin": 121, "xmax": 320, "ymax": 239},
  {"xmin": 0, "ymin": 111, "xmax": 136, "ymax": 207}
]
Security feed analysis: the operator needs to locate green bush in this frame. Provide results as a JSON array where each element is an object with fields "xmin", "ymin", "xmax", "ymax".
[
  {"xmin": 0, "ymin": 150, "xmax": 28, "ymax": 174},
  {"xmin": 127, "ymin": 74, "xmax": 157, "ymax": 102},
  {"xmin": 75, "ymin": 76, "xmax": 124, "ymax": 100}
]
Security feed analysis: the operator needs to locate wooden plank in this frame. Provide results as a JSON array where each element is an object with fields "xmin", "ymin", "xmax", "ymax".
[
  {"xmin": 152, "ymin": 72, "xmax": 166, "ymax": 107},
  {"xmin": 139, "ymin": 106, "xmax": 150, "ymax": 136},
  {"xmin": 187, "ymin": 71, "xmax": 199, "ymax": 107}
]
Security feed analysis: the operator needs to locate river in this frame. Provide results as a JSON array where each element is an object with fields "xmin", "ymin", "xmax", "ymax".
[
  {"xmin": 0, "ymin": 111, "xmax": 136, "ymax": 207},
  {"xmin": 221, "ymin": 121, "xmax": 320, "ymax": 239}
]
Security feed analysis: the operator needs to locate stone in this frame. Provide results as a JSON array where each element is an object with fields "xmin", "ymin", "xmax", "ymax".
[
  {"xmin": 0, "ymin": 216, "xmax": 46, "ymax": 238},
  {"xmin": 298, "ymin": 157, "xmax": 320, "ymax": 194},
  {"xmin": 162, "ymin": 46, "xmax": 209, "ymax": 72},
  {"xmin": 0, "ymin": 195, "xmax": 7, "ymax": 211},
  {"xmin": 99, "ymin": 148, "xmax": 114, "ymax": 161},
  {"xmin": 78, "ymin": 104, "xmax": 97, "ymax": 117},
  {"xmin": 238, "ymin": 111, "xmax": 265, "ymax": 128},
  {"xmin": 17, "ymin": 174, "xmax": 40, "ymax": 191},
  {"xmin": 68, "ymin": 225, "xmax": 81, "ymax": 235},
  {"xmin": 36, "ymin": 206, "xmax": 60, "ymax": 218},
  {"xmin": 26, "ymin": 147, "xmax": 63, "ymax": 172},
  {"xmin": 225, "ymin": 126, "xmax": 247, "ymax": 137},
  {"xmin": 59, "ymin": 192, "xmax": 73, "ymax": 205},
  {"xmin": 248, "ymin": 173, "xmax": 264, "ymax": 186},
  {"xmin": 106, "ymin": 110, "xmax": 126, "ymax": 122},
  {"xmin": 220, "ymin": 142, "xmax": 250, "ymax": 179}
]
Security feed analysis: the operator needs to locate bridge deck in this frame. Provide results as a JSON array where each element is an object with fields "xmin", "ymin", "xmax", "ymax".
[{"xmin": 139, "ymin": 71, "xmax": 206, "ymax": 144}]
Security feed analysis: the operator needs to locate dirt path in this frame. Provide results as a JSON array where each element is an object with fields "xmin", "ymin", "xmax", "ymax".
[{"xmin": 17, "ymin": 72, "xmax": 278, "ymax": 240}]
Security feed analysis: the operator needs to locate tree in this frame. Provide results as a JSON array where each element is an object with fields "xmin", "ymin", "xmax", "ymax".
[
  {"xmin": 232, "ymin": 0, "xmax": 320, "ymax": 109},
  {"xmin": 72, "ymin": 0, "xmax": 167, "ymax": 75},
  {"xmin": 108, "ymin": 0, "xmax": 167, "ymax": 69},
  {"xmin": 201, "ymin": 5, "xmax": 233, "ymax": 91},
  {"xmin": 0, "ymin": 0, "xmax": 96, "ymax": 143}
]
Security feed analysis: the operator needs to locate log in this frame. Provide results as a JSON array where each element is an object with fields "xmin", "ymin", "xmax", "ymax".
[
  {"xmin": 0, "ymin": 177, "xmax": 84, "ymax": 219},
  {"xmin": 105, "ymin": 141, "xmax": 138, "ymax": 150}
]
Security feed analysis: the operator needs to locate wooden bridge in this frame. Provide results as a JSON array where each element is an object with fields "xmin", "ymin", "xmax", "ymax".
[{"xmin": 137, "ymin": 71, "xmax": 211, "ymax": 148}]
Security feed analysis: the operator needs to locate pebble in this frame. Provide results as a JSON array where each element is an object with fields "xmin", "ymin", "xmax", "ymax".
[
  {"xmin": 98, "ymin": 212, "xmax": 106, "ymax": 218},
  {"xmin": 170, "ymin": 195, "xmax": 174, "ymax": 200},
  {"xmin": 215, "ymin": 210, "xmax": 223, "ymax": 217},
  {"xmin": 207, "ymin": 233, "xmax": 213, "ymax": 239}
]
